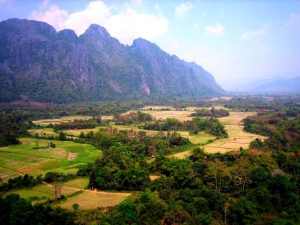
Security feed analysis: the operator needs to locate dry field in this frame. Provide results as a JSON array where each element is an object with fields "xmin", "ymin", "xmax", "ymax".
[
  {"xmin": 141, "ymin": 105, "xmax": 177, "ymax": 110},
  {"xmin": 28, "ymin": 128, "xmax": 58, "ymax": 138},
  {"xmin": 204, "ymin": 112, "xmax": 266, "ymax": 153},
  {"xmin": 64, "ymin": 127, "xmax": 102, "ymax": 136},
  {"xmin": 32, "ymin": 115, "xmax": 92, "ymax": 126},
  {"xmin": 59, "ymin": 190, "xmax": 131, "ymax": 210},
  {"xmin": 140, "ymin": 110, "xmax": 193, "ymax": 122}
]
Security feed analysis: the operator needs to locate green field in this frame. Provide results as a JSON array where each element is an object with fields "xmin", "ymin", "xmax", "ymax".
[
  {"xmin": 6, "ymin": 177, "xmax": 89, "ymax": 200},
  {"xmin": 6, "ymin": 177, "xmax": 131, "ymax": 209},
  {"xmin": 0, "ymin": 138, "xmax": 101, "ymax": 180}
]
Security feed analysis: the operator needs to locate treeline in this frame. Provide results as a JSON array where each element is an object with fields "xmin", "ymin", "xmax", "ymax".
[
  {"xmin": 191, "ymin": 107, "xmax": 229, "ymax": 118},
  {"xmin": 0, "ymin": 97, "xmax": 219, "ymax": 121},
  {"xmin": 0, "ymin": 112, "xmax": 29, "ymax": 146},
  {"xmin": 244, "ymin": 109, "xmax": 300, "ymax": 177},
  {"xmin": 224, "ymin": 96, "xmax": 300, "ymax": 112},
  {"xmin": 51, "ymin": 119, "xmax": 100, "ymax": 130},
  {"xmin": 244, "ymin": 110, "xmax": 300, "ymax": 153},
  {"xmin": 113, "ymin": 111, "xmax": 152, "ymax": 125},
  {"xmin": 0, "ymin": 194, "xmax": 75, "ymax": 225},
  {"xmin": 143, "ymin": 117, "xmax": 228, "ymax": 138},
  {"xmin": 0, "ymin": 172, "xmax": 78, "ymax": 192}
]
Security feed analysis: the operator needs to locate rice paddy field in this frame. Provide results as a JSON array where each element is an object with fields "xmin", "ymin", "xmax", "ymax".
[{"xmin": 0, "ymin": 138, "xmax": 101, "ymax": 180}]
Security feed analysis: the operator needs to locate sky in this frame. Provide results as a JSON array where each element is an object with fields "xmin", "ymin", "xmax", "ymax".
[{"xmin": 1, "ymin": 0, "xmax": 300, "ymax": 90}]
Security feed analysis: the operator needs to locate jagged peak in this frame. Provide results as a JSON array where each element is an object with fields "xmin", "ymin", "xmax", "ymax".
[{"xmin": 82, "ymin": 24, "xmax": 111, "ymax": 39}]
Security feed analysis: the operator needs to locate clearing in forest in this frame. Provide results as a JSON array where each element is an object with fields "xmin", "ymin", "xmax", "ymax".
[
  {"xmin": 6, "ymin": 177, "xmax": 89, "ymax": 200},
  {"xmin": 59, "ymin": 190, "xmax": 131, "ymax": 210},
  {"xmin": 204, "ymin": 112, "xmax": 267, "ymax": 153}
]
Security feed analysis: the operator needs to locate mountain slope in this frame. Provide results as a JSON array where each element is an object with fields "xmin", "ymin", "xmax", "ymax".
[
  {"xmin": 0, "ymin": 18, "xmax": 225, "ymax": 103},
  {"xmin": 250, "ymin": 76, "xmax": 300, "ymax": 93}
]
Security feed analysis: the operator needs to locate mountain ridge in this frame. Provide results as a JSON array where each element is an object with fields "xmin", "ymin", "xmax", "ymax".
[
  {"xmin": 249, "ymin": 76, "xmax": 300, "ymax": 94},
  {"xmin": 0, "ymin": 18, "xmax": 225, "ymax": 103}
]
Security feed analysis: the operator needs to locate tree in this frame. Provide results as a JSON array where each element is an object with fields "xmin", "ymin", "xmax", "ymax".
[
  {"xmin": 58, "ymin": 132, "xmax": 66, "ymax": 141},
  {"xmin": 72, "ymin": 203, "xmax": 79, "ymax": 211},
  {"xmin": 79, "ymin": 132, "xmax": 85, "ymax": 139}
]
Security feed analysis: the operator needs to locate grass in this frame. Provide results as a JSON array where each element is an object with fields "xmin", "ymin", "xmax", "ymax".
[
  {"xmin": 7, "ymin": 184, "xmax": 54, "ymax": 200},
  {"xmin": 6, "ymin": 178, "xmax": 90, "ymax": 201},
  {"xmin": 0, "ymin": 138, "xmax": 101, "ymax": 180},
  {"xmin": 63, "ymin": 177, "xmax": 89, "ymax": 189},
  {"xmin": 178, "ymin": 131, "xmax": 216, "ymax": 145},
  {"xmin": 5, "ymin": 177, "xmax": 131, "ymax": 209}
]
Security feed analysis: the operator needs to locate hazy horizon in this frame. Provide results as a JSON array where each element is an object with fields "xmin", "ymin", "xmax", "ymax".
[{"xmin": 1, "ymin": 0, "xmax": 299, "ymax": 91}]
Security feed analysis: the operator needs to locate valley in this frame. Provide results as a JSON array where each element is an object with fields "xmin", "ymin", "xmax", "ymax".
[
  {"xmin": 1, "ymin": 96, "xmax": 299, "ymax": 225},
  {"xmin": 0, "ymin": 104, "xmax": 267, "ymax": 207}
]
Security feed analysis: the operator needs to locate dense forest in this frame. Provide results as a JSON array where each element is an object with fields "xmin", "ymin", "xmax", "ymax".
[{"xmin": 143, "ymin": 117, "xmax": 228, "ymax": 137}]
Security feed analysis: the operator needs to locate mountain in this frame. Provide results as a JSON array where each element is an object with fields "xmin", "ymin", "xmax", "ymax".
[
  {"xmin": 0, "ymin": 18, "xmax": 225, "ymax": 103},
  {"xmin": 249, "ymin": 76, "xmax": 300, "ymax": 94}
]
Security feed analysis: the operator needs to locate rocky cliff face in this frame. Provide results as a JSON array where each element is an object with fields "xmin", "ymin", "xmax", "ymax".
[{"xmin": 0, "ymin": 18, "xmax": 225, "ymax": 103}]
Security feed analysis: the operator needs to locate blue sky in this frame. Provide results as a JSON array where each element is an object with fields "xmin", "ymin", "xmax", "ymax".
[{"xmin": 1, "ymin": 0, "xmax": 300, "ymax": 90}]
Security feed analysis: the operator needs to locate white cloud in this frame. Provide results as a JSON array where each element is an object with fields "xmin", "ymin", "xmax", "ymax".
[
  {"xmin": 240, "ymin": 24, "xmax": 270, "ymax": 41},
  {"xmin": 106, "ymin": 9, "xmax": 168, "ymax": 44},
  {"xmin": 175, "ymin": 2, "xmax": 193, "ymax": 17},
  {"xmin": 29, "ymin": 1, "xmax": 168, "ymax": 45},
  {"xmin": 205, "ymin": 23, "xmax": 225, "ymax": 36},
  {"xmin": 30, "ymin": 5, "xmax": 68, "ymax": 31}
]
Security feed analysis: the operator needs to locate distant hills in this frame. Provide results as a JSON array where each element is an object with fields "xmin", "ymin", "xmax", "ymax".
[
  {"xmin": 0, "ymin": 19, "xmax": 224, "ymax": 103},
  {"xmin": 249, "ymin": 76, "xmax": 300, "ymax": 94}
]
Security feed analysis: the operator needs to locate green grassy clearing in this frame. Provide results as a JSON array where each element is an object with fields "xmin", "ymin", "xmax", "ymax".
[
  {"xmin": 5, "ymin": 177, "xmax": 90, "ymax": 200},
  {"xmin": 62, "ymin": 177, "xmax": 89, "ymax": 189}
]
